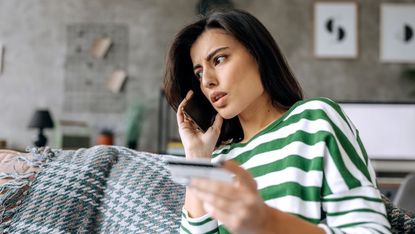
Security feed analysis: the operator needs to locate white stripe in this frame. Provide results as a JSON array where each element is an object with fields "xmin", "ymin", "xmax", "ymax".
[
  {"xmin": 240, "ymin": 141, "xmax": 326, "ymax": 169},
  {"xmin": 366, "ymin": 159, "xmax": 378, "ymax": 186},
  {"xmin": 322, "ymin": 146, "xmax": 349, "ymax": 193},
  {"xmin": 266, "ymin": 196, "xmax": 321, "ymax": 220},
  {"xmin": 339, "ymin": 223, "xmax": 391, "ymax": 234},
  {"xmin": 327, "ymin": 211, "xmax": 389, "ymax": 229},
  {"xmin": 255, "ymin": 167, "xmax": 323, "ymax": 190},
  {"xmin": 323, "ymin": 198, "xmax": 385, "ymax": 215},
  {"xmin": 323, "ymin": 185, "xmax": 382, "ymax": 200}
]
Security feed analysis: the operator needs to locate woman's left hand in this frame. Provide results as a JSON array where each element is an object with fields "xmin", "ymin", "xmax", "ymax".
[{"xmin": 189, "ymin": 160, "xmax": 272, "ymax": 234}]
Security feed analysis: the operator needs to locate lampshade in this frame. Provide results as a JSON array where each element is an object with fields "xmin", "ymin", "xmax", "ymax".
[{"xmin": 28, "ymin": 109, "xmax": 55, "ymax": 129}]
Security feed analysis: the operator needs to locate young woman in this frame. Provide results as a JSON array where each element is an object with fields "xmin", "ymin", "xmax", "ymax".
[{"xmin": 164, "ymin": 9, "xmax": 391, "ymax": 234}]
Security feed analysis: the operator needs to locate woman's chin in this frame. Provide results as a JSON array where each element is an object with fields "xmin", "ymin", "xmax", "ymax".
[{"xmin": 218, "ymin": 111, "xmax": 238, "ymax": 120}]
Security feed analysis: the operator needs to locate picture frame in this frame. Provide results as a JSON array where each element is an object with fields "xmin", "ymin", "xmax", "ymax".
[
  {"xmin": 313, "ymin": 1, "xmax": 358, "ymax": 58},
  {"xmin": 0, "ymin": 43, "xmax": 3, "ymax": 74},
  {"xmin": 380, "ymin": 4, "xmax": 415, "ymax": 63}
]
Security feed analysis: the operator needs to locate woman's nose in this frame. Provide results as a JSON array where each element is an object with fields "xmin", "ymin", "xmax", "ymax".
[{"xmin": 201, "ymin": 70, "xmax": 218, "ymax": 88}]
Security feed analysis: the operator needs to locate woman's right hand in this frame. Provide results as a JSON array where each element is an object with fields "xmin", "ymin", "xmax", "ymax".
[{"xmin": 177, "ymin": 90, "xmax": 223, "ymax": 159}]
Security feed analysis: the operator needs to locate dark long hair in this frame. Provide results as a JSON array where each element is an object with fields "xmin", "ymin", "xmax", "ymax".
[{"xmin": 164, "ymin": 9, "xmax": 303, "ymax": 145}]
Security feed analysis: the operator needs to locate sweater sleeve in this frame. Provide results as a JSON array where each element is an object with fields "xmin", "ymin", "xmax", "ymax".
[
  {"xmin": 316, "ymin": 98, "xmax": 391, "ymax": 233},
  {"xmin": 180, "ymin": 208, "xmax": 219, "ymax": 234}
]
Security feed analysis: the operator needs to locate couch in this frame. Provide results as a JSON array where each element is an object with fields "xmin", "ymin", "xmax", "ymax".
[{"xmin": 0, "ymin": 146, "xmax": 413, "ymax": 233}]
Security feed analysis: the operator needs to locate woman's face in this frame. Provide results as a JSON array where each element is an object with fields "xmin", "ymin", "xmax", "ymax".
[{"xmin": 190, "ymin": 28, "xmax": 267, "ymax": 119}]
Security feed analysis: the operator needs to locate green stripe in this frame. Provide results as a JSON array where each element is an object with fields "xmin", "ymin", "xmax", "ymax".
[
  {"xmin": 204, "ymin": 228, "xmax": 220, "ymax": 234},
  {"xmin": 322, "ymin": 176, "xmax": 333, "ymax": 196},
  {"xmin": 328, "ymin": 227, "xmax": 336, "ymax": 234},
  {"xmin": 326, "ymin": 208, "xmax": 387, "ymax": 219},
  {"xmin": 356, "ymin": 131, "xmax": 369, "ymax": 166},
  {"xmin": 322, "ymin": 196, "xmax": 382, "ymax": 203},
  {"xmin": 181, "ymin": 224, "xmax": 219, "ymax": 234},
  {"xmin": 288, "ymin": 212, "xmax": 321, "ymax": 224},
  {"xmin": 335, "ymin": 221, "xmax": 390, "ymax": 231},
  {"xmin": 260, "ymin": 182, "xmax": 321, "ymax": 201},
  {"xmin": 248, "ymin": 155, "xmax": 323, "ymax": 178},
  {"xmin": 180, "ymin": 225, "xmax": 191, "ymax": 234},
  {"xmin": 181, "ymin": 212, "xmax": 213, "ymax": 226},
  {"xmin": 366, "ymin": 228, "xmax": 384, "ymax": 234},
  {"xmin": 218, "ymin": 225, "xmax": 230, "ymax": 234}
]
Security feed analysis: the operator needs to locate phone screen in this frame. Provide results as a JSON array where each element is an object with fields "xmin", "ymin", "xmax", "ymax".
[{"xmin": 183, "ymin": 92, "xmax": 217, "ymax": 132}]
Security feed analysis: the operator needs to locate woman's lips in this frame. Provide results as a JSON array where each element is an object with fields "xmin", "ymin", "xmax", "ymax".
[{"xmin": 210, "ymin": 92, "xmax": 228, "ymax": 107}]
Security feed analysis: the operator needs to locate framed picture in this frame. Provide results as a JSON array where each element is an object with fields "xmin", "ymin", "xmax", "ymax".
[
  {"xmin": 0, "ymin": 42, "xmax": 3, "ymax": 74},
  {"xmin": 314, "ymin": 1, "xmax": 358, "ymax": 58},
  {"xmin": 380, "ymin": 4, "xmax": 415, "ymax": 63}
]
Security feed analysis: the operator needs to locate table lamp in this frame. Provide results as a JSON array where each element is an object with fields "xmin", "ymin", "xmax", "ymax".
[{"xmin": 28, "ymin": 109, "xmax": 55, "ymax": 147}]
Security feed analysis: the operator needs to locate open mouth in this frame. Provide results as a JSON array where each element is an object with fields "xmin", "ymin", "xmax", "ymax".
[{"xmin": 211, "ymin": 92, "xmax": 227, "ymax": 103}]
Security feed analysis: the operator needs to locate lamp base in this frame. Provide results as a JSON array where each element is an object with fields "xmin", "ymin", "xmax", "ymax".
[{"xmin": 34, "ymin": 129, "xmax": 47, "ymax": 147}]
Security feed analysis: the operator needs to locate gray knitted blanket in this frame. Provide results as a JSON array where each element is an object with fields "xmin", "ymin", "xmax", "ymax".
[{"xmin": 2, "ymin": 146, "xmax": 185, "ymax": 233}]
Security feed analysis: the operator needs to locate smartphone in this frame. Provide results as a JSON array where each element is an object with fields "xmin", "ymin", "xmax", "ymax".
[
  {"xmin": 165, "ymin": 156, "xmax": 234, "ymax": 186},
  {"xmin": 183, "ymin": 91, "xmax": 217, "ymax": 132}
]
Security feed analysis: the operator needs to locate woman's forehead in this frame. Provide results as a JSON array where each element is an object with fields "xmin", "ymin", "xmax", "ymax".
[{"xmin": 190, "ymin": 29, "xmax": 238, "ymax": 62}]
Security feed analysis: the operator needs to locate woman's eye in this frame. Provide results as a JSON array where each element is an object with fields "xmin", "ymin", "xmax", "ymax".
[
  {"xmin": 214, "ymin": 55, "xmax": 226, "ymax": 65},
  {"xmin": 195, "ymin": 71, "xmax": 203, "ymax": 79}
]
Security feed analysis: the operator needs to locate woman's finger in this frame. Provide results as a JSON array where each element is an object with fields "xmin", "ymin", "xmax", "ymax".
[
  {"xmin": 190, "ymin": 188, "xmax": 235, "ymax": 215},
  {"xmin": 190, "ymin": 177, "xmax": 235, "ymax": 196},
  {"xmin": 223, "ymin": 161, "xmax": 257, "ymax": 190},
  {"xmin": 177, "ymin": 90, "xmax": 193, "ymax": 124},
  {"xmin": 206, "ymin": 113, "xmax": 223, "ymax": 135}
]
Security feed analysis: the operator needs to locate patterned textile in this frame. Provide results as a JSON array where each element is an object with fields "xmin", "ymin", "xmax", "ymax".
[
  {"xmin": 0, "ymin": 149, "xmax": 44, "ymax": 232},
  {"xmin": 4, "ymin": 146, "xmax": 185, "ymax": 233},
  {"xmin": 382, "ymin": 194, "xmax": 415, "ymax": 234},
  {"xmin": 1, "ymin": 145, "xmax": 414, "ymax": 233}
]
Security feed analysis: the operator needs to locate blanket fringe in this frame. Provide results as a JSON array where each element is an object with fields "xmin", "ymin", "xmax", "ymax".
[{"xmin": 0, "ymin": 147, "xmax": 59, "ymax": 232}]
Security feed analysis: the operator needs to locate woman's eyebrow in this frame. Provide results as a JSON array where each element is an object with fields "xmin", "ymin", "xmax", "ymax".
[
  {"xmin": 193, "ymin": 47, "xmax": 229, "ymax": 71},
  {"xmin": 193, "ymin": 46, "xmax": 229, "ymax": 70},
  {"xmin": 205, "ymin": 46, "xmax": 229, "ymax": 61}
]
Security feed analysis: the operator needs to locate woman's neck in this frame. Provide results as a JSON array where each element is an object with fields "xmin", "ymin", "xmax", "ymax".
[{"xmin": 238, "ymin": 98, "xmax": 286, "ymax": 143}]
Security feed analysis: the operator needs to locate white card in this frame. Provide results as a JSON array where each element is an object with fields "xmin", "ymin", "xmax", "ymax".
[
  {"xmin": 90, "ymin": 37, "xmax": 112, "ymax": 59},
  {"xmin": 107, "ymin": 69, "xmax": 127, "ymax": 93}
]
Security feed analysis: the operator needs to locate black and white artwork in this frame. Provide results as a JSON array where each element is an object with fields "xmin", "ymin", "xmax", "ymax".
[
  {"xmin": 380, "ymin": 4, "xmax": 415, "ymax": 63},
  {"xmin": 314, "ymin": 2, "xmax": 358, "ymax": 58},
  {"xmin": 0, "ymin": 42, "xmax": 3, "ymax": 74}
]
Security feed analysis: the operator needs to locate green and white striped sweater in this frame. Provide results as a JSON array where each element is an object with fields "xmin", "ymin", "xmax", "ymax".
[{"xmin": 180, "ymin": 97, "xmax": 391, "ymax": 234}]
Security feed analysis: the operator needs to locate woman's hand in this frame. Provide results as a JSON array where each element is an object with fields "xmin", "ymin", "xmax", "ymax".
[
  {"xmin": 177, "ymin": 90, "xmax": 223, "ymax": 159},
  {"xmin": 189, "ymin": 160, "xmax": 273, "ymax": 233}
]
